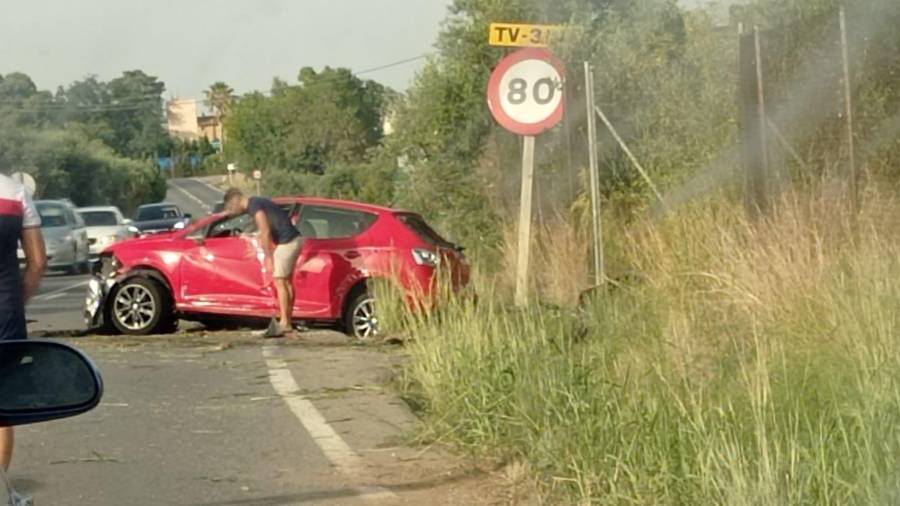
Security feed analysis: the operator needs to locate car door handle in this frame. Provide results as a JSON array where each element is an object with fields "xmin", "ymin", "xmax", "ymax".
[{"xmin": 344, "ymin": 251, "xmax": 360, "ymax": 259}]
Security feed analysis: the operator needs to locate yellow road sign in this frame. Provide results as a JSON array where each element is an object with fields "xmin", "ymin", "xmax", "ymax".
[{"xmin": 489, "ymin": 23, "xmax": 562, "ymax": 48}]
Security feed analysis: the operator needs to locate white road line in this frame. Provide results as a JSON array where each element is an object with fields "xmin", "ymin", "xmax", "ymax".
[
  {"xmin": 196, "ymin": 178, "xmax": 225, "ymax": 196},
  {"xmin": 32, "ymin": 280, "xmax": 88, "ymax": 302},
  {"xmin": 168, "ymin": 182, "xmax": 212, "ymax": 213},
  {"xmin": 262, "ymin": 345, "xmax": 397, "ymax": 502}
]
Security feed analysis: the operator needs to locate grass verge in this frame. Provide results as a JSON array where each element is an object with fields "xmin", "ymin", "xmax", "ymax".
[{"xmin": 389, "ymin": 188, "xmax": 900, "ymax": 504}]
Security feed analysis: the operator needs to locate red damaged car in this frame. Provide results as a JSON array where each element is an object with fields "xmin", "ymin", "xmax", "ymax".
[{"xmin": 84, "ymin": 197, "xmax": 469, "ymax": 339}]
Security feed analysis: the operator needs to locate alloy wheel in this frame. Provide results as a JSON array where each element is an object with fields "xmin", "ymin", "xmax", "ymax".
[
  {"xmin": 113, "ymin": 284, "xmax": 157, "ymax": 331},
  {"xmin": 352, "ymin": 297, "xmax": 379, "ymax": 340}
]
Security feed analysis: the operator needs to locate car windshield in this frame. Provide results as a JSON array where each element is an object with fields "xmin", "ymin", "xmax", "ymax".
[
  {"xmin": 79, "ymin": 211, "xmax": 118, "ymax": 227},
  {"xmin": 135, "ymin": 206, "xmax": 180, "ymax": 221},
  {"xmin": 36, "ymin": 203, "xmax": 67, "ymax": 228}
]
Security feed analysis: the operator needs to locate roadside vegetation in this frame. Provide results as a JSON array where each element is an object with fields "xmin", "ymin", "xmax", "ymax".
[
  {"xmin": 386, "ymin": 187, "xmax": 900, "ymax": 504},
  {"xmin": 368, "ymin": 0, "xmax": 900, "ymax": 504},
  {"xmin": 0, "ymin": 71, "xmax": 167, "ymax": 212}
]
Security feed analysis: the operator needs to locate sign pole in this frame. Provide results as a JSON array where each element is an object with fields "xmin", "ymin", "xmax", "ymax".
[
  {"xmin": 839, "ymin": 6, "xmax": 858, "ymax": 214},
  {"xmin": 584, "ymin": 62, "xmax": 604, "ymax": 285},
  {"xmin": 515, "ymin": 135, "xmax": 536, "ymax": 307}
]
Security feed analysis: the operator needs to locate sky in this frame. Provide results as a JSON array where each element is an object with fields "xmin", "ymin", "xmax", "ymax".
[
  {"xmin": 0, "ymin": 1, "xmax": 731, "ymax": 110},
  {"xmin": 0, "ymin": 0, "xmax": 451, "ymax": 109}
]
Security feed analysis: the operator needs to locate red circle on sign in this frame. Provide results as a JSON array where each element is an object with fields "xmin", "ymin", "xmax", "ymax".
[{"xmin": 487, "ymin": 48, "xmax": 566, "ymax": 136}]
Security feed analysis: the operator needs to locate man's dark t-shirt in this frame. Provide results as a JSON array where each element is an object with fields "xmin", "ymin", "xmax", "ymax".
[
  {"xmin": 0, "ymin": 174, "xmax": 41, "ymax": 341},
  {"xmin": 247, "ymin": 197, "xmax": 300, "ymax": 245}
]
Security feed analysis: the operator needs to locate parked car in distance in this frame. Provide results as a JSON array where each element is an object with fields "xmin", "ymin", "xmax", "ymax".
[
  {"xmin": 0, "ymin": 340, "xmax": 104, "ymax": 504},
  {"xmin": 85, "ymin": 197, "xmax": 469, "ymax": 339},
  {"xmin": 77, "ymin": 206, "xmax": 140, "ymax": 261},
  {"xmin": 18, "ymin": 199, "xmax": 90, "ymax": 274},
  {"xmin": 132, "ymin": 203, "xmax": 192, "ymax": 235}
]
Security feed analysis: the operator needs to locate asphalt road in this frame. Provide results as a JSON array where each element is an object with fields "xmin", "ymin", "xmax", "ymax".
[{"xmin": 16, "ymin": 178, "xmax": 494, "ymax": 505}]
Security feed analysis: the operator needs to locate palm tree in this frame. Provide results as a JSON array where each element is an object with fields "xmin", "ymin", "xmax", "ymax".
[
  {"xmin": 203, "ymin": 82, "xmax": 235, "ymax": 149},
  {"xmin": 204, "ymin": 81, "xmax": 234, "ymax": 119}
]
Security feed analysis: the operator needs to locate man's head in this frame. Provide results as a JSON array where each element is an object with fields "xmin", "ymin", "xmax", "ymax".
[{"xmin": 223, "ymin": 188, "xmax": 248, "ymax": 216}]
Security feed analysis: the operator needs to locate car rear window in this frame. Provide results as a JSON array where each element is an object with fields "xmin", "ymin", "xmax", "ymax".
[
  {"xmin": 80, "ymin": 211, "xmax": 118, "ymax": 227},
  {"xmin": 397, "ymin": 214, "xmax": 454, "ymax": 248},
  {"xmin": 297, "ymin": 205, "xmax": 377, "ymax": 239}
]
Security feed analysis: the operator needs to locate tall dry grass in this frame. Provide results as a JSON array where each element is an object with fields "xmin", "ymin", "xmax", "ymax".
[{"xmin": 395, "ymin": 186, "xmax": 900, "ymax": 504}]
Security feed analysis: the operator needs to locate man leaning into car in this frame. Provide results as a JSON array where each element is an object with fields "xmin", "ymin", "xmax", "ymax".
[
  {"xmin": 223, "ymin": 188, "xmax": 303, "ymax": 338},
  {"xmin": 0, "ymin": 172, "xmax": 47, "ymax": 475}
]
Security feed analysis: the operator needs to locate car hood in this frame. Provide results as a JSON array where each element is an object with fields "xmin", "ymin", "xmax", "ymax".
[
  {"xmin": 85, "ymin": 226, "xmax": 122, "ymax": 239},
  {"xmin": 106, "ymin": 232, "xmax": 178, "ymax": 253}
]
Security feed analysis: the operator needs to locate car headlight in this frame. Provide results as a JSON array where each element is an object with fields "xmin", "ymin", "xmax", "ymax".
[
  {"xmin": 412, "ymin": 248, "xmax": 440, "ymax": 267},
  {"xmin": 173, "ymin": 221, "xmax": 186, "ymax": 230},
  {"xmin": 99, "ymin": 235, "xmax": 117, "ymax": 246},
  {"xmin": 96, "ymin": 253, "xmax": 122, "ymax": 278}
]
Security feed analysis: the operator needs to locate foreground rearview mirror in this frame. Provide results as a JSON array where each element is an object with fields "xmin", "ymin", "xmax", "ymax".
[{"xmin": 0, "ymin": 340, "xmax": 103, "ymax": 427}]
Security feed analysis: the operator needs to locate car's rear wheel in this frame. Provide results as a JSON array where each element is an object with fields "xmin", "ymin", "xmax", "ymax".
[
  {"xmin": 344, "ymin": 291, "xmax": 379, "ymax": 341},
  {"xmin": 109, "ymin": 277, "xmax": 176, "ymax": 335}
]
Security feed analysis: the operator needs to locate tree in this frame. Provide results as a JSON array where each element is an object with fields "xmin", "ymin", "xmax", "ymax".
[
  {"xmin": 105, "ymin": 70, "xmax": 169, "ymax": 158},
  {"xmin": 225, "ymin": 67, "xmax": 390, "ymax": 176},
  {"xmin": 204, "ymin": 81, "xmax": 235, "ymax": 118}
]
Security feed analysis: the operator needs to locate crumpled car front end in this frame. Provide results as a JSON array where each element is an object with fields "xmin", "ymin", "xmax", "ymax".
[{"xmin": 84, "ymin": 253, "xmax": 122, "ymax": 330}]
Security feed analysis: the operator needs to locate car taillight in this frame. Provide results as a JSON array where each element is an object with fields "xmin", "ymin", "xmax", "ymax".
[{"xmin": 412, "ymin": 248, "xmax": 440, "ymax": 267}]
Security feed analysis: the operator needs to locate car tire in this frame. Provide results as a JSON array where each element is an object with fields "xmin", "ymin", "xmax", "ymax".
[
  {"xmin": 344, "ymin": 291, "xmax": 379, "ymax": 341},
  {"xmin": 109, "ymin": 277, "xmax": 176, "ymax": 335}
]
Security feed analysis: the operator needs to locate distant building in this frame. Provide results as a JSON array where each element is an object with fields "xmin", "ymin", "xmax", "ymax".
[
  {"xmin": 197, "ymin": 114, "xmax": 223, "ymax": 145},
  {"xmin": 166, "ymin": 98, "xmax": 224, "ymax": 147},
  {"xmin": 166, "ymin": 98, "xmax": 200, "ymax": 141}
]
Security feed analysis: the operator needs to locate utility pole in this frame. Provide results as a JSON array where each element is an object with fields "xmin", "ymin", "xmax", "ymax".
[
  {"xmin": 584, "ymin": 62, "xmax": 604, "ymax": 285},
  {"xmin": 839, "ymin": 6, "xmax": 859, "ymax": 214}
]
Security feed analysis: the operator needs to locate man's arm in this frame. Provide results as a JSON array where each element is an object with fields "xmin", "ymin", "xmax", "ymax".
[
  {"xmin": 21, "ymin": 228, "xmax": 47, "ymax": 303},
  {"xmin": 253, "ymin": 210, "xmax": 275, "ymax": 256}
]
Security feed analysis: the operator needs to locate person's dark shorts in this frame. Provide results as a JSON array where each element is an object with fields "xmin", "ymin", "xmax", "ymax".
[{"xmin": 0, "ymin": 307, "xmax": 27, "ymax": 341}]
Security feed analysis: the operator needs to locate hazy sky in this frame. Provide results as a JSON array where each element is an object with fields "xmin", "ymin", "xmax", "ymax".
[
  {"xmin": 0, "ymin": 1, "xmax": 451, "ymax": 108},
  {"xmin": 0, "ymin": 1, "xmax": 725, "ymax": 109}
]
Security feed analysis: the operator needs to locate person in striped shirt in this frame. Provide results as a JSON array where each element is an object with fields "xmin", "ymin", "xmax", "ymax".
[{"xmin": 0, "ymin": 172, "xmax": 46, "ymax": 475}]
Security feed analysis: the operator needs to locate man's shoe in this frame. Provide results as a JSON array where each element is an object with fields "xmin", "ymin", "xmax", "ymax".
[
  {"xmin": 10, "ymin": 489, "xmax": 33, "ymax": 506},
  {"xmin": 254, "ymin": 318, "xmax": 285, "ymax": 339}
]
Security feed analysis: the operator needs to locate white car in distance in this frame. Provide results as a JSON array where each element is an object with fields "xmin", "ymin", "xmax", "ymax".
[{"xmin": 77, "ymin": 206, "xmax": 139, "ymax": 261}]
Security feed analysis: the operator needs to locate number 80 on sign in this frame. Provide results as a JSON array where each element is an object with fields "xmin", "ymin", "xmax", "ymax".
[{"xmin": 487, "ymin": 48, "xmax": 565, "ymax": 136}]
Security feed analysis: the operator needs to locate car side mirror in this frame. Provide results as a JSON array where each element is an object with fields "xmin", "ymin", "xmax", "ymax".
[
  {"xmin": 0, "ymin": 340, "xmax": 103, "ymax": 427},
  {"xmin": 184, "ymin": 213, "xmax": 193, "ymax": 220}
]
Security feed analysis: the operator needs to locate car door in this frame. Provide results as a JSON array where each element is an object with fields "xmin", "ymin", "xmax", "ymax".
[
  {"xmin": 179, "ymin": 214, "xmax": 274, "ymax": 314},
  {"xmin": 293, "ymin": 205, "xmax": 378, "ymax": 319}
]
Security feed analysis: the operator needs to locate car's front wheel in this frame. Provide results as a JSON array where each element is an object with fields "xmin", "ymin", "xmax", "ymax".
[{"xmin": 109, "ymin": 277, "xmax": 176, "ymax": 335}]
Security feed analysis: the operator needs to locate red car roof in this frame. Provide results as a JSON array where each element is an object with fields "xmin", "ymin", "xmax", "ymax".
[{"xmin": 272, "ymin": 196, "xmax": 408, "ymax": 215}]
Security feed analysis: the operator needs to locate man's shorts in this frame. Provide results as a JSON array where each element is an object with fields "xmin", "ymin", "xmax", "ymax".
[
  {"xmin": 273, "ymin": 236, "xmax": 304, "ymax": 279},
  {"xmin": 0, "ymin": 306, "xmax": 27, "ymax": 341}
]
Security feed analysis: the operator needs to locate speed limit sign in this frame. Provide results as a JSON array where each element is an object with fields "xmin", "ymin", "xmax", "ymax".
[{"xmin": 487, "ymin": 48, "xmax": 565, "ymax": 136}]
